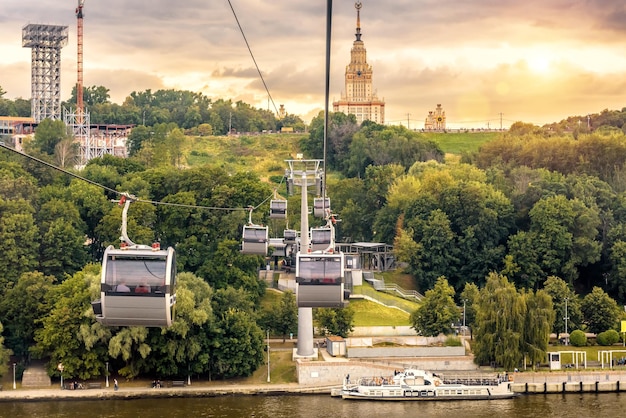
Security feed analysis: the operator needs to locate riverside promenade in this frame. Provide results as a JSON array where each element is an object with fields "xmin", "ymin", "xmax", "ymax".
[
  {"xmin": 5, "ymin": 370, "xmax": 626, "ymax": 401},
  {"xmin": 0, "ymin": 382, "xmax": 337, "ymax": 402}
]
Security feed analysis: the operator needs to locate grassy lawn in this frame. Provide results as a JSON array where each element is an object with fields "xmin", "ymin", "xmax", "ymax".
[
  {"xmin": 547, "ymin": 344, "xmax": 626, "ymax": 363},
  {"xmin": 423, "ymin": 132, "xmax": 500, "ymax": 155},
  {"xmin": 352, "ymin": 282, "xmax": 421, "ymax": 314},
  {"xmin": 185, "ymin": 133, "xmax": 306, "ymax": 177},
  {"xmin": 380, "ymin": 270, "xmax": 419, "ymax": 292},
  {"xmin": 237, "ymin": 350, "xmax": 297, "ymax": 385},
  {"xmin": 350, "ymin": 299, "xmax": 411, "ymax": 327}
]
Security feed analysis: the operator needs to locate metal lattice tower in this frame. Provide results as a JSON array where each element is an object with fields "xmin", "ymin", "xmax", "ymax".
[{"xmin": 22, "ymin": 24, "xmax": 69, "ymax": 123}]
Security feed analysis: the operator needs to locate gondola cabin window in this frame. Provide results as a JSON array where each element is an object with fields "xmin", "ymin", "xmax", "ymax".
[
  {"xmin": 105, "ymin": 255, "xmax": 169, "ymax": 295},
  {"xmin": 296, "ymin": 255, "xmax": 343, "ymax": 285}
]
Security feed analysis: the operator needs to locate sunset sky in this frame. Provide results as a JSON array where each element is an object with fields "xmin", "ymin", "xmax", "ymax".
[{"xmin": 1, "ymin": 0, "xmax": 625, "ymax": 128}]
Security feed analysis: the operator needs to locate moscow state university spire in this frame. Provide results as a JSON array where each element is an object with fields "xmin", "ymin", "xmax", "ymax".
[{"xmin": 333, "ymin": 1, "xmax": 385, "ymax": 124}]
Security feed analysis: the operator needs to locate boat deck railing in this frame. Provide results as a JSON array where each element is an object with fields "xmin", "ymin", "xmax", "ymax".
[{"xmin": 439, "ymin": 374, "xmax": 505, "ymax": 386}]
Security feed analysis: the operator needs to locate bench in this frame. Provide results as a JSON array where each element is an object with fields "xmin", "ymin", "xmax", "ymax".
[
  {"xmin": 87, "ymin": 382, "xmax": 102, "ymax": 389},
  {"xmin": 171, "ymin": 380, "xmax": 186, "ymax": 387}
]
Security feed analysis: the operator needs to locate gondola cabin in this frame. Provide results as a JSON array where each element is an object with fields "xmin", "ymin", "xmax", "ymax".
[
  {"xmin": 310, "ymin": 227, "xmax": 332, "ymax": 252},
  {"xmin": 269, "ymin": 199, "xmax": 288, "ymax": 219},
  {"xmin": 284, "ymin": 229, "xmax": 298, "ymax": 244},
  {"xmin": 313, "ymin": 197, "xmax": 331, "ymax": 218},
  {"xmin": 241, "ymin": 224, "xmax": 269, "ymax": 255},
  {"xmin": 295, "ymin": 252, "xmax": 349, "ymax": 308},
  {"xmin": 269, "ymin": 237, "xmax": 287, "ymax": 257},
  {"xmin": 92, "ymin": 244, "xmax": 176, "ymax": 327}
]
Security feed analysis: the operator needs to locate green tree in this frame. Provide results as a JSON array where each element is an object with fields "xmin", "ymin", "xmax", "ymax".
[
  {"xmin": 267, "ymin": 290, "xmax": 298, "ymax": 342},
  {"xmin": 542, "ymin": 276, "xmax": 583, "ymax": 335},
  {"xmin": 210, "ymin": 287, "xmax": 264, "ymax": 379},
  {"xmin": 581, "ymin": 286, "xmax": 621, "ymax": 334},
  {"xmin": 36, "ymin": 199, "xmax": 88, "ymax": 280},
  {"xmin": 33, "ymin": 266, "xmax": 108, "ymax": 380},
  {"xmin": 144, "ymin": 272, "xmax": 214, "ymax": 378},
  {"xmin": 0, "ymin": 321, "xmax": 13, "ymax": 377},
  {"xmin": 315, "ymin": 306, "xmax": 355, "ymax": 338},
  {"xmin": 473, "ymin": 273, "xmax": 526, "ymax": 371},
  {"xmin": 0, "ymin": 199, "xmax": 39, "ymax": 289},
  {"xmin": 410, "ymin": 277, "xmax": 459, "ymax": 336},
  {"xmin": 31, "ymin": 119, "xmax": 69, "ymax": 156},
  {"xmin": 0, "ymin": 271, "xmax": 55, "ymax": 360},
  {"xmin": 521, "ymin": 289, "xmax": 554, "ymax": 369}
]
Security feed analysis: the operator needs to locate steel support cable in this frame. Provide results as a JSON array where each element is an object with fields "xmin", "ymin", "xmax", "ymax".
[
  {"xmin": 226, "ymin": 0, "xmax": 280, "ymax": 116},
  {"xmin": 0, "ymin": 144, "xmax": 270, "ymax": 213}
]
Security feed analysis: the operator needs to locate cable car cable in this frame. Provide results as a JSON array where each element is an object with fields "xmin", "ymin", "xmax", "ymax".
[{"xmin": 0, "ymin": 143, "xmax": 273, "ymax": 214}]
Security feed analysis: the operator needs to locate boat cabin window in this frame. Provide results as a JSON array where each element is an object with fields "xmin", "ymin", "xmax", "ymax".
[
  {"xmin": 104, "ymin": 255, "xmax": 170, "ymax": 295},
  {"xmin": 297, "ymin": 255, "xmax": 342, "ymax": 285}
]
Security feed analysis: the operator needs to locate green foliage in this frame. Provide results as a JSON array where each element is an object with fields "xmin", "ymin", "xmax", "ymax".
[
  {"xmin": 522, "ymin": 289, "xmax": 555, "ymax": 368},
  {"xmin": 33, "ymin": 267, "xmax": 109, "ymax": 380},
  {"xmin": 542, "ymin": 276, "xmax": 583, "ymax": 334},
  {"xmin": 315, "ymin": 306, "xmax": 356, "ymax": 338},
  {"xmin": 444, "ymin": 336, "xmax": 463, "ymax": 346},
  {"xmin": 581, "ymin": 287, "xmax": 621, "ymax": 334},
  {"xmin": 596, "ymin": 330, "xmax": 620, "ymax": 346},
  {"xmin": 31, "ymin": 119, "xmax": 69, "ymax": 156},
  {"xmin": 0, "ymin": 321, "xmax": 13, "ymax": 377},
  {"xmin": 0, "ymin": 199, "xmax": 40, "ymax": 288},
  {"xmin": 410, "ymin": 277, "xmax": 459, "ymax": 336},
  {"xmin": 473, "ymin": 273, "xmax": 527, "ymax": 371},
  {"xmin": 210, "ymin": 287, "xmax": 264, "ymax": 378},
  {"xmin": 569, "ymin": 329, "xmax": 587, "ymax": 347},
  {"xmin": 263, "ymin": 291, "xmax": 298, "ymax": 342},
  {"xmin": 0, "ymin": 271, "xmax": 55, "ymax": 359}
]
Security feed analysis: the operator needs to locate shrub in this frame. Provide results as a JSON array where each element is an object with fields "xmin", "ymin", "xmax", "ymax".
[
  {"xmin": 569, "ymin": 330, "xmax": 587, "ymax": 347},
  {"xmin": 597, "ymin": 330, "xmax": 620, "ymax": 346},
  {"xmin": 444, "ymin": 336, "xmax": 463, "ymax": 347}
]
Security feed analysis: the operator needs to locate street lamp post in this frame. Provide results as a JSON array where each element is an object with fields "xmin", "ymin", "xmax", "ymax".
[
  {"xmin": 13, "ymin": 363, "xmax": 16, "ymax": 390},
  {"xmin": 463, "ymin": 299, "xmax": 467, "ymax": 336},
  {"xmin": 564, "ymin": 297, "xmax": 570, "ymax": 346},
  {"xmin": 58, "ymin": 363, "xmax": 64, "ymax": 390},
  {"xmin": 267, "ymin": 329, "xmax": 270, "ymax": 383},
  {"xmin": 105, "ymin": 361, "xmax": 109, "ymax": 388}
]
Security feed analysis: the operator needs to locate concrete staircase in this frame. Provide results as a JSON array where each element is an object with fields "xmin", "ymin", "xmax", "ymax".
[{"xmin": 21, "ymin": 362, "xmax": 51, "ymax": 388}]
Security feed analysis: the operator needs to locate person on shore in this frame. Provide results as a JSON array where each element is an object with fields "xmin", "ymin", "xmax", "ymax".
[{"xmin": 114, "ymin": 379, "xmax": 119, "ymax": 391}]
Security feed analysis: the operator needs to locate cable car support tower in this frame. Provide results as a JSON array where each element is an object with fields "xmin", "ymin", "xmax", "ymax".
[
  {"xmin": 287, "ymin": 159, "xmax": 324, "ymax": 358},
  {"xmin": 63, "ymin": 0, "xmax": 93, "ymax": 166}
]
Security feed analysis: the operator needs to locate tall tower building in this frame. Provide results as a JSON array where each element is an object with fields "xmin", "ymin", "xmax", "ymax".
[
  {"xmin": 22, "ymin": 24, "xmax": 69, "ymax": 123},
  {"xmin": 333, "ymin": 2, "xmax": 385, "ymax": 125}
]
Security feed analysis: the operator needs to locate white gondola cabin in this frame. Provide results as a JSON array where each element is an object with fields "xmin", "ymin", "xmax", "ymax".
[
  {"xmin": 241, "ymin": 225, "xmax": 269, "ymax": 255},
  {"xmin": 313, "ymin": 197, "xmax": 331, "ymax": 218},
  {"xmin": 92, "ymin": 244, "xmax": 176, "ymax": 327},
  {"xmin": 310, "ymin": 227, "xmax": 332, "ymax": 252},
  {"xmin": 269, "ymin": 199, "xmax": 288, "ymax": 219},
  {"xmin": 284, "ymin": 229, "xmax": 298, "ymax": 244},
  {"xmin": 295, "ymin": 252, "xmax": 350, "ymax": 308}
]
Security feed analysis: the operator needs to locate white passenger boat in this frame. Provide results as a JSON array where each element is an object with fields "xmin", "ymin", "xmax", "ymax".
[{"xmin": 341, "ymin": 369, "xmax": 516, "ymax": 401}]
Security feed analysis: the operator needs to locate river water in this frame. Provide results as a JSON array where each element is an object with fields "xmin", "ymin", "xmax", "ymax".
[{"xmin": 2, "ymin": 393, "xmax": 626, "ymax": 418}]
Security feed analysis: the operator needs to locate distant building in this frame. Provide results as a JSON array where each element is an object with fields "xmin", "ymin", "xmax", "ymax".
[
  {"xmin": 0, "ymin": 116, "xmax": 34, "ymax": 135},
  {"xmin": 425, "ymin": 104, "xmax": 446, "ymax": 130},
  {"xmin": 332, "ymin": 2, "xmax": 385, "ymax": 125}
]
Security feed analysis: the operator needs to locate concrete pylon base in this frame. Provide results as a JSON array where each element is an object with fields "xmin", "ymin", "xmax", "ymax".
[{"xmin": 292, "ymin": 348, "xmax": 318, "ymax": 361}]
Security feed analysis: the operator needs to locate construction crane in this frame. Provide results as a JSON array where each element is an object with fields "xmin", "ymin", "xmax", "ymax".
[{"xmin": 76, "ymin": 0, "xmax": 85, "ymax": 122}]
